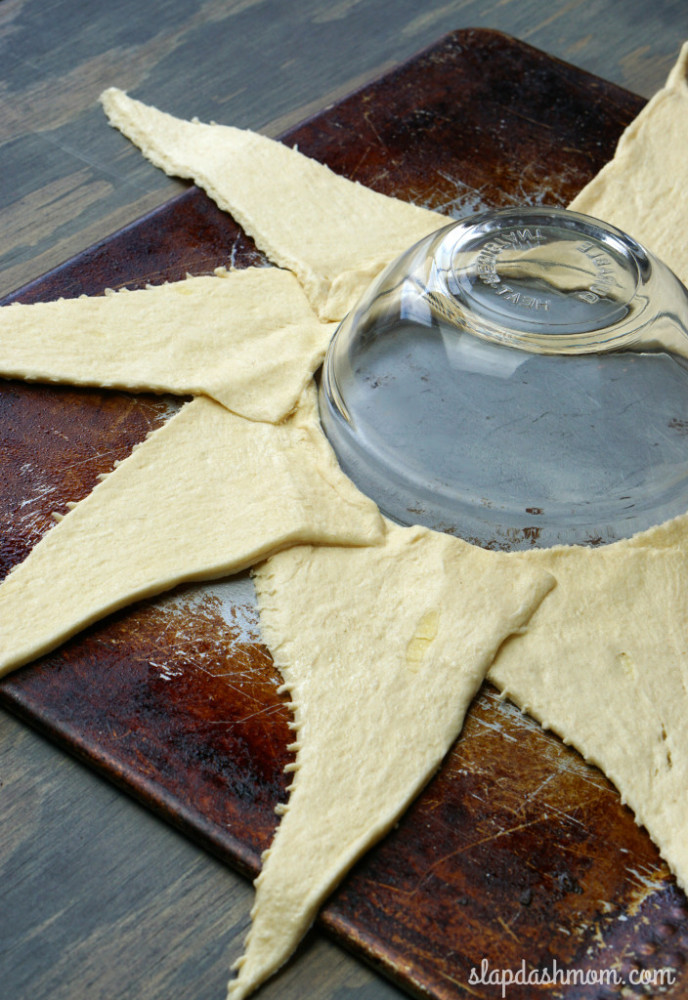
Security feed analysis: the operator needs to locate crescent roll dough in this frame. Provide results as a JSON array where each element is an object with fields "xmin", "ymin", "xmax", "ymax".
[
  {"xmin": 239, "ymin": 524, "xmax": 554, "ymax": 1000},
  {"xmin": 100, "ymin": 86, "xmax": 444, "ymax": 321},
  {"xmin": 0, "ymin": 387, "xmax": 383, "ymax": 675},
  {"xmin": 0, "ymin": 267, "xmax": 335, "ymax": 424}
]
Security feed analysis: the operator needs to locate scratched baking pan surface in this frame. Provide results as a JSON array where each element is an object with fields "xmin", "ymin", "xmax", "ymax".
[{"xmin": 1, "ymin": 28, "xmax": 687, "ymax": 999}]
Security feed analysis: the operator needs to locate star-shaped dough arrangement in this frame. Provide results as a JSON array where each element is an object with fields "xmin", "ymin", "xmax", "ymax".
[{"xmin": 2, "ymin": 43, "xmax": 688, "ymax": 1000}]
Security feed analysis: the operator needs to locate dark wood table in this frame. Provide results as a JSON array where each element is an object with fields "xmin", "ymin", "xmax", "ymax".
[{"xmin": 1, "ymin": 3, "xmax": 686, "ymax": 999}]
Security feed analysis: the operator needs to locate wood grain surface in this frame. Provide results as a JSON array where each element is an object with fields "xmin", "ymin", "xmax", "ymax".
[{"xmin": 1, "ymin": 4, "xmax": 688, "ymax": 1000}]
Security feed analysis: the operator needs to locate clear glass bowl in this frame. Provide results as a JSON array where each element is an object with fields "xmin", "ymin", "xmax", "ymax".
[{"xmin": 318, "ymin": 207, "xmax": 688, "ymax": 548}]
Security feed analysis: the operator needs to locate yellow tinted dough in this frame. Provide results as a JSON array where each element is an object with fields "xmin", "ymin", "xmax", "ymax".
[
  {"xmin": 0, "ymin": 386, "xmax": 383, "ymax": 676},
  {"xmin": 100, "ymin": 87, "xmax": 444, "ymax": 321},
  {"xmin": 0, "ymin": 267, "xmax": 335, "ymax": 423},
  {"xmin": 570, "ymin": 42, "xmax": 688, "ymax": 285},
  {"xmin": 236, "ymin": 523, "xmax": 554, "ymax": 1000},
  {"xmin": 489, "ymin": 516, "xmax": 688, "ymax": 895}
]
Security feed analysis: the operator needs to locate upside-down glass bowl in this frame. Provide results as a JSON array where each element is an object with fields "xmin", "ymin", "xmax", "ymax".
[{"xmin": 319, "ymin": 207, "xmax": 688, "ymax": 549}]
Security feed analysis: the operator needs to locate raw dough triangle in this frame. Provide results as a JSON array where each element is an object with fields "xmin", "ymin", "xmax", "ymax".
[
  {"xmin": 0, "ymin": 387, "xmax": 383, "ymax": 675},
  {"xmin": 233, "ymin": 523, "xmax": 554, "ymax": 999},
  {"xmin": 489, "ymin": 517, "xmax": 688, "ymax": 896},
  {"xmin": 0, "ymin": 267, "xmax": 334, "ymax": 423},
  {"xmin": 100, "ymin": 87, "xmax": 444, "ymax": 321}
]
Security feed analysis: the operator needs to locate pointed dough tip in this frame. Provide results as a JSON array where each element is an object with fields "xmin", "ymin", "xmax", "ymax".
[{"xmin": 666, "ymin": 41, "xmax": 688, "ymax": 90}]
